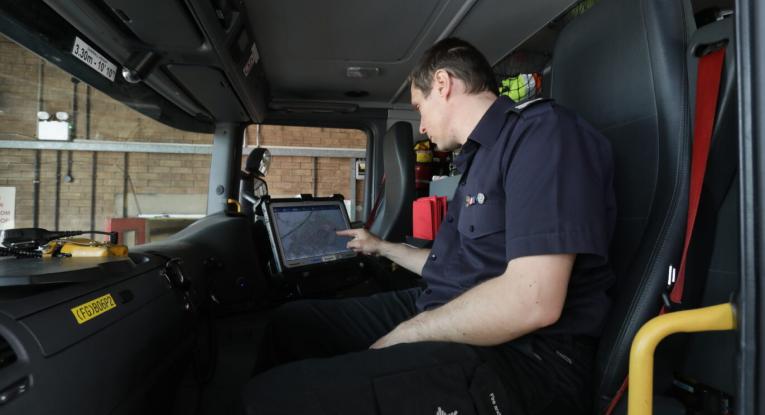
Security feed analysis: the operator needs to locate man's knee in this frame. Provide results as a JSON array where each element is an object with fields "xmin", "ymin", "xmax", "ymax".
[
  {"xmin": 264, "ymin": 301, "xmax": 312, "ymax": 342},
  {"xmin": 254, "ymin": 301, "xmax": 320, "ymax": 372}
]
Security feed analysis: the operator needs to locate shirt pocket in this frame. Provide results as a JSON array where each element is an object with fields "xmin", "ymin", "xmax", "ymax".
[{"xmin": 457, "ymin": 198, "xmax": 505, "ymax": 239}]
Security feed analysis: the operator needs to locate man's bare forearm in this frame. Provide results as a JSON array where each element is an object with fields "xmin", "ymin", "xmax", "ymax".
[
  {"xmin": 378, "ymin": 242, "xmax": 430, "ymax": 275},
  {"xmin": 402, "ymin": 274, "xmax": 546, "ymax": 345},
  {"xmin": 370, "ymin": 254, "xmax": 575, "ymax": 348}
]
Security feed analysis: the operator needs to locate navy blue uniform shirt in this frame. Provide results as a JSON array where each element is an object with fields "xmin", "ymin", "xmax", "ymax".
[{"xmin": 417, "ymin": 96, "xmax": 617, "ymax": 337}]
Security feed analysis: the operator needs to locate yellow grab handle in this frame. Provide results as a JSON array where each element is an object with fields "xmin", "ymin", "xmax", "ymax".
[{"xmin": 629, "ymin": 303, "xmax": 736, "ymax": 415}]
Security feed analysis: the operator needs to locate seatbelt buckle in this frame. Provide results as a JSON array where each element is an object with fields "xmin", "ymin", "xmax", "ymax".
[{"xmin": 662, "ymin": 265, "xmax": 678, "ymax": 310}]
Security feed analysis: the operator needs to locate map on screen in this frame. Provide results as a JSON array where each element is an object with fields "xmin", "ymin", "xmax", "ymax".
[{"xmin": 271, "ymin": 203, "xmax": 354, "ymax": 266}]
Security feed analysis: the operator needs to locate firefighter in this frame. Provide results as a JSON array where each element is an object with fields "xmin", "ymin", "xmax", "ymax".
[{"xmin": 242, "ymin": 37, "xmax": 615, "ymax": 415}]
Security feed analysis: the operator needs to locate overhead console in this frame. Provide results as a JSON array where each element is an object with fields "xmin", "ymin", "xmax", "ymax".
[
  {"xmin": 182, "ymin": 0, "xmax": 268, "ymax": 121},
  {"xmin": 18, "ymin": 0, "xmax": 268, "ymax": 124},
  {"xmin": 101, "ymin": 0, "xmax": 205, "ymax": 50}
]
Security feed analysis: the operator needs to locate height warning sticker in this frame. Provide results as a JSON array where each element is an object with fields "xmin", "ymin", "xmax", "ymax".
[
  {"xmin": 70, "ymin": 294, "xmax": 117, "ymax": 324},
  {"xmin": 0, "ymin": 187, "xmax": 14, "ymax": 230},
  {"xmin": 71, "ymin": 37, "xmax": 117, "ymax": 82}
]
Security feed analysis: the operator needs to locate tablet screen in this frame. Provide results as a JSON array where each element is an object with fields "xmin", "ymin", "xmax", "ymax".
[{"xmin": 269, "ymin": 201, "xmax": 355, "ymax": 268}]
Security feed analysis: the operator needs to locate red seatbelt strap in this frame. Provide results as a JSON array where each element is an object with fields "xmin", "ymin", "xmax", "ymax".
[
  {"xmin": 668, "ymin": 47, "xmax": 726, "ymax": 307},
  {"xmin": 364, "ymin": 174, "xmax": 386, "ymax": 229},
  {"xmin": 605, "ymin": 378, "xmax": 629, "ymax": 415},
  {"xmin": 604, "ymin": 46, "xmax": 725, "ymax": 415}
]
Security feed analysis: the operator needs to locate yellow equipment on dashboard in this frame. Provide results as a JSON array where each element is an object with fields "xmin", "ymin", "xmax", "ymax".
[{"xmin": 45, "ymin": 238, "xmax": 128, "ymax": 258}]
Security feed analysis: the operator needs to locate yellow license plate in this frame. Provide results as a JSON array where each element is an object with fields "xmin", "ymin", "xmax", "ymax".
[{"xmin": 70, "ymin": 294, "xmax": 117, "ymax": 324}]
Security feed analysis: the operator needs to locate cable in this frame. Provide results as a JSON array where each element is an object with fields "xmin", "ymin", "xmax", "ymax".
[
  {"xmin": 0, "ymin": 247, "xmax": 42, "ymax": 258},
  {"xmin": 0, "ymin": 228, "xmax": 119, "ymax": 248}
]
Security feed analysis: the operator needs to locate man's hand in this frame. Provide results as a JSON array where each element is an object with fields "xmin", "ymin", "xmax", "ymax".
[
  {"xmin": 337, "ymin": 229, "xmax": 430, "ymax": 275},
  {"xmin": 336, "ymin": 228, "xmax": 383, "ymax": 255}
]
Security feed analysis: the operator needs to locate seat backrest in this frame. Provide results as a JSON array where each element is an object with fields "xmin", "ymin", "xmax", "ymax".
[
  {"xmin": 369, "ymin": 121, "xmax": 415, "ymax": 242},
  {"xmin": 549, "ymin": 0, "xmax": 694, "ymax": 412}
]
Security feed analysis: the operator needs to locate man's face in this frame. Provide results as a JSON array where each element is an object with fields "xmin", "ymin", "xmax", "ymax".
[{"xmin": 411, "ymin": 82, "xmax": 456, "ymax": 151}]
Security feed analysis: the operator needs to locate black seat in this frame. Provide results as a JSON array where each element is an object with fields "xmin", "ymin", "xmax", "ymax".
[
  {"xmin": 369, "ymin": 121, "xmax": 415, "ymax": 242},
  {"xmin": 549, "ymin": 0, "xmax": 695, "ymax": 412}
]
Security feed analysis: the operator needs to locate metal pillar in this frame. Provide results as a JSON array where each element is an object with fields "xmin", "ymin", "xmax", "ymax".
[
  {"xmin": 207, "ymin": 123, "xmax": 244, "ymax": 214},
  {"xmin": 349, "ymin": 158, "xmax": 357, "ymax": 221}
]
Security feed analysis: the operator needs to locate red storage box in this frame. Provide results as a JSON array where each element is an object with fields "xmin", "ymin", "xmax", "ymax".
[{"xmin": 412, "ymin": 196, "xmax": 447, "ymax": 240}]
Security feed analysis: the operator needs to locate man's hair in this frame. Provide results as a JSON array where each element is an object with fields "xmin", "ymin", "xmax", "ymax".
[{"xmin": 408, "ymin": 37, "xmax": 498, "ymax": 97}]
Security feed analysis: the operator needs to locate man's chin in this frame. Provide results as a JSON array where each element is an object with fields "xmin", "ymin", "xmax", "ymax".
[{"xmin": 433, "ymin": 142, "xmax": 457, "ymax": 152}]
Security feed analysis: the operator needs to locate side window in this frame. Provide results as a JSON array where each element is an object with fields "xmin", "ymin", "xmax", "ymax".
[
  {"xmin": 0, "ymin": 35, "xmax": 212, "ymax": 246},
  {"xmin": 244, "ymin": 125, "xmax": 366, "ymax": 221}
]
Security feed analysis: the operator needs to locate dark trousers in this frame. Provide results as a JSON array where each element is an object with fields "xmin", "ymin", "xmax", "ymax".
[{"xmin": 242, "ymin": 288, "xmax": 595, "ymax": 415}]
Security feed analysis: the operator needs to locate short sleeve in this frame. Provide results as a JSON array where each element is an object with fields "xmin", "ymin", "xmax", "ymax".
[{"xmin": 503, "ymin": 107, "xmax": 615, "ymax": 262}]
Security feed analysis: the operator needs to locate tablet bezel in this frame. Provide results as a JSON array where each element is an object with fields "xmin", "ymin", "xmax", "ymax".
[{"xmin": 264, "ymin": 199, "xmax": 357, "ymax": 272}]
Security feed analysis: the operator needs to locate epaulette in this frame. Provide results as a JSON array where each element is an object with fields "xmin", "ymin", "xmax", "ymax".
[{"xmin": 506, "ymin": 98, "xmax": 554, "ymax": 117}]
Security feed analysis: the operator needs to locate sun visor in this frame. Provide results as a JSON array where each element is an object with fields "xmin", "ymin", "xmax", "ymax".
[
  {"xmin": 102, "ymin": 0, "xmax": 205, "ymax": 50},
  {"xmin": 167, "ymin": 65, "xmax": 250, "ymax": 122}
]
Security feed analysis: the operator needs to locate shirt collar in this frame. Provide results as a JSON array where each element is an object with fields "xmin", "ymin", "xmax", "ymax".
[
  {"xmin": 453, "ymin": 140, "xmax": 478, "ymax": 174},
  {"xmin": 465, "ymin": 96, "xmax": 515, "ymax": 148}
]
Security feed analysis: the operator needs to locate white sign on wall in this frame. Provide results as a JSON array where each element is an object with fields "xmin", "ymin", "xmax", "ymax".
[{"xmin": 0, "ymin": 187, "xmax": 15, "ymax": 230}]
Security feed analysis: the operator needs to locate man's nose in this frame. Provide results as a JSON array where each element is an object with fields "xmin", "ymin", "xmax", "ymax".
[{"xmin": 419, "ymin": 124, "xmax": 427, "ymax": 135}]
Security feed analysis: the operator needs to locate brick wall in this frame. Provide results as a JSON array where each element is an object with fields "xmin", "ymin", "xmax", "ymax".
[
  {"xmin": 244, "ymin": 125, "xmax": 367, "ymax": 212},
  {"xmin": 0, "ymin": 35, "xmax": 214, "ymax": 233},
  {"xmin": 0, "ymin": 35, "xmax": 367, "ymax": 234}
]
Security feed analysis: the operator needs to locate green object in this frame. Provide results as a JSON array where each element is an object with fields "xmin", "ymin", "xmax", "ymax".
[{"xmin": 499, "ymin": 74, "xmax": 533, "ymax": 102}]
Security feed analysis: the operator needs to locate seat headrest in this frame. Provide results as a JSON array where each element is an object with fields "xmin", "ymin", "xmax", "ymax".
[{"xmin": 369, "ymin": 122, "xmax": 415, "ymax": 241}]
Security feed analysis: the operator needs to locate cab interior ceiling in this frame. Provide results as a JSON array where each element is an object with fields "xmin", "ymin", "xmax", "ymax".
[
  {"xmin": 2, "ymin": 0, "xmax": 734, "ymax": 133},
  {"xmin": 3, "ymin": 0, "xmax": 582, "ymax": 130}
]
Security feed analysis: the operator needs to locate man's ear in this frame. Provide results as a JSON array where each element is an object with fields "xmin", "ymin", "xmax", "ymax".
[{"xmin": 433, "ymin": 69, "xmax": 453, "ymax": 99}]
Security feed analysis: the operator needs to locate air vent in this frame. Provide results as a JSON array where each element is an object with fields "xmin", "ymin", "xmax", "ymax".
[{"xmin": 0, "ymin": 335, "xmax": 17, "ymax": 370}]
